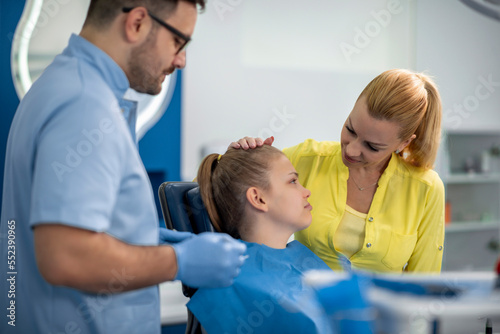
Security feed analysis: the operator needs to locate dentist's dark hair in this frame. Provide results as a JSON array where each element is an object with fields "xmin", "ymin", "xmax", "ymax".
[
  {"xmin": 197, "ymin": 146, "xmax": 284, "ymax": 239},
  {"xmin": 84, "ymin": 0, "xmax": 206, "ymax": 28}
]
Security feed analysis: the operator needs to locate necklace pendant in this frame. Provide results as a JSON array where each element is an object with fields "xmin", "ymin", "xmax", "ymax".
[{"xmin": 350, "ymin": 176, "xmax": 378, "ymax": 191}]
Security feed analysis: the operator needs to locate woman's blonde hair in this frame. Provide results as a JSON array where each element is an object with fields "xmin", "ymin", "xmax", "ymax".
[
  {"xmin": 197, "ymin": 145, "xmax": 285, "ymax": 239},
  {"xmin": 359, "ymin": 69, "xmax": 442, "ymax": 169}
]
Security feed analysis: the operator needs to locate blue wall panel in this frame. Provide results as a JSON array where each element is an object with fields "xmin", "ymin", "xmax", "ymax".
[
  {"xmin": 140, "ymin": 71, "xmax": 183, "ymax": 222},
  {"xmin": 139, "ymin": 72, "xmax": 182, "ymax": 181},
  {"xmin": 0, "ymin": 1, "xmax": 24, "ymax": 215}
]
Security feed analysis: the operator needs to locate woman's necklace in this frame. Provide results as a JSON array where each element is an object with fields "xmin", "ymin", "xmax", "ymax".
[{"xmin": 350, "ymin": 175, "xmax": 379, "ymax": 191}]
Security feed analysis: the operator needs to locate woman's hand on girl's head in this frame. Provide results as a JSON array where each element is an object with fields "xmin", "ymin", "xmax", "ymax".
[{"xmin": 229, "ymin": 136, "xmax": 275, "ymax": 150}]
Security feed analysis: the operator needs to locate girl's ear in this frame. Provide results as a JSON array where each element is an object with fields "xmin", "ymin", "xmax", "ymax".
[{"xmin": 246, "ymin": 187, "xmax": 268, "ymax": 212}]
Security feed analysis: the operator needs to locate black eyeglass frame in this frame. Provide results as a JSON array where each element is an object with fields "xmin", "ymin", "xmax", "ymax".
[{"xmin": 122, "ymin": 7, "xmax": 191, "ymax": 54}]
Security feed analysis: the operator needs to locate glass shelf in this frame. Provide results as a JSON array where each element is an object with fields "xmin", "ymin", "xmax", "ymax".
[
  {"xmin": 445, "ymin": 221, "xmax": 499, "ymax": 233},
  {"xmin": 444, "ymin": 173, "xmax": 500, "ymax": 184}
]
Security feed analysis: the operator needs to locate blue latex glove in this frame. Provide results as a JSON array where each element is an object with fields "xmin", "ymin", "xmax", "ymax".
[
  {"xmin": 159, "ymin": 227, "xmax": 193, "ymax": 244},
  {"xmin": 172, "ymin": 232, "xmax": 247, "ymax": 288}
]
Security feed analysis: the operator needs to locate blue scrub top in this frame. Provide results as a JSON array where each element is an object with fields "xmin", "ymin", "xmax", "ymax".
[
  {"xmin": 188, "ymin": 240, "xmax": 334, "ymax": 334},
  {"xmin": 0, "ymin": 34, "xmax": 160, "ymax": 333}
]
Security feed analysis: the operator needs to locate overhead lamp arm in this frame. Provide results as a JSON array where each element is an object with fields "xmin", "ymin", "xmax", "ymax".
[{"xmin": 460, "ymin": 0, "xmax": 500, "ymax": 22}]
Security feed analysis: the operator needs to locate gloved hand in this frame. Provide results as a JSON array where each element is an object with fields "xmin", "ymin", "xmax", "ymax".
[
  {"xmin": 159, "ymin": 227, "xmax": 193, "ymax": 244},
  {"xmin": 172, "ymin": 232, "xmax": 247, "ymax": 288}
]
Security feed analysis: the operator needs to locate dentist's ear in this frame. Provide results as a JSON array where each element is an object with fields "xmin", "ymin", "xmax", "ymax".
[
  {"xmin": 123, "ymin": 7, "xmax": 152, "ymax": 44},
  {"xmin": 246, "ymin": 187, "xmax": 268, "ymax": 212}
]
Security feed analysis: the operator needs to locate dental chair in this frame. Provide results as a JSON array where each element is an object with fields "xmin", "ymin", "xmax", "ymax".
[{"xmin": 158, "ymin": 181, "xmax": 214, "ymax": 334}]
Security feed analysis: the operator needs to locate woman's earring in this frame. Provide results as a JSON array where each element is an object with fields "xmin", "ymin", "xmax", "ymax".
[{"xmin": 395, "ymin": 149, "xmax": 401, "ymax": 154}]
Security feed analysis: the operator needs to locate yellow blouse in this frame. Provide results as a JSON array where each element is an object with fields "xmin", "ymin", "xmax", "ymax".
[
  {"xmin": 333, "ymin": 205, "xmax": 366, "ymax": 259},
  {"xmin": 284, "ymin": 140, "xmax": 445, "ymax": 273}
]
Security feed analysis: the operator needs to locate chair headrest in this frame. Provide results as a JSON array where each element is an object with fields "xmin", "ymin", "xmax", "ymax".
[
  {"xmin": 159, "ymin": 182, "xmax": 197, "ymax": 232},
  {"xmin": 158, "ymin": 182, "xmax": 215, "ymax": 234},
  {"xmin": 186, "ymin": 187, "xmax": 215, "ymax": 234}
]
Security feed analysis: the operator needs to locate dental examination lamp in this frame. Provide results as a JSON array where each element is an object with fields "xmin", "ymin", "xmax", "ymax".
[{"xmin": 11, "ymin": 0, "xmax": 175, "ymax": 140}]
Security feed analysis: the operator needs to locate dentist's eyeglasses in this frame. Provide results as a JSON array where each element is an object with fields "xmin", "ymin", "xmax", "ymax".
[{"xmin": 122, "ymin": 7, "xmax": 191, "ymax": 55}]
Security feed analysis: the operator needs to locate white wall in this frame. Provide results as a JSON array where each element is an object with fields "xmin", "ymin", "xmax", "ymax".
[
  {"xmin": 182, "ymin": 0, "xmax": 500, "ymax": 180},
  {"xmin": 416, "ymin": 0, "xmax": 500, "ymax": 131},
  {"xmin": 182, "ymin": 0, "xmax": 417, "ymax": 180}
]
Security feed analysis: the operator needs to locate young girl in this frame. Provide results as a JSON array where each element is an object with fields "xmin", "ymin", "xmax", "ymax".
[{"xmin": 187, "ymin": 145, "xmax": 333, "ymax": 334}]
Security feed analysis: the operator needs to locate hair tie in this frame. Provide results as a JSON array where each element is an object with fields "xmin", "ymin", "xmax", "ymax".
[{"xmin": 217, "ymin": 154, "xmax": 222, "ymax": 163}]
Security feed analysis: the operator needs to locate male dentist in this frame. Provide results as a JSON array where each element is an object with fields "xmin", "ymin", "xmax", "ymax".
[{"xmin": 0, "ymin": 1, "xmax": 246, "ymax": 333}]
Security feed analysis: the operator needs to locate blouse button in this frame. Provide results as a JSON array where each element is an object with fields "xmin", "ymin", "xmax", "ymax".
[
  {"xmin": 438, "ymin": 245, "xmax": 443, "ymax": 251},
  {"xmin": 366, "ymin": 243, "xmax": 372, "ymax": 248},
  {"xmin": 368, "ymin": 217, "xmax": 374, "ymax": 222}
]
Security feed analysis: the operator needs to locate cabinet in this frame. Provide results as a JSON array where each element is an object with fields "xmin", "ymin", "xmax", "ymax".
[{"xmin": 437, "ymin": 130, "xmax": 500, "ymax": 271}]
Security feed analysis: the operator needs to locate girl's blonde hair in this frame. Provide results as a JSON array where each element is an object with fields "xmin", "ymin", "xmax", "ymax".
[{"xmin": 360, "ymin": 69, "xmax": 442, "ymax": 169}]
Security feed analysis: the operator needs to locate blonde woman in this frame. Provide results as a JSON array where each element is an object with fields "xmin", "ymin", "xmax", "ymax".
[{"xmin": 233, "ymin": 69, "xmax": 445, "ymax": 273}]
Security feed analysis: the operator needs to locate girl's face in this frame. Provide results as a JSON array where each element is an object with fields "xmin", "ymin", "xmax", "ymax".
[
  {"xmin": 340, "ymin": 95, "xmax": 406, "ymax": 171},
  {"xmin": 264, "ymin": 155, "xmax": 312, "ymax": 232}
]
